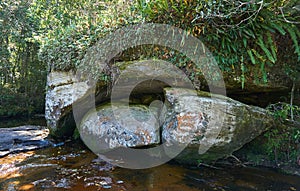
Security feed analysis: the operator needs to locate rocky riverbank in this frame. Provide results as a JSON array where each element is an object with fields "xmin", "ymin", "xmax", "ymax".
[{"xmin": 0, "ymin": 126, "xmax": 51, "ymax": 157}]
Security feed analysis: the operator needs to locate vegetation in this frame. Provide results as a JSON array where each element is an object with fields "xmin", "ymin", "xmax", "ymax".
[
  {"xmin": 22, "ymin": 0, "xmax": 300, "ymax": 89},
  {"xmin": 0, "ymin": 0, "xmax": 139, "ymax": 117},
  {"xmin": 0, "ymin": 0, "xmax": 299, "ymax": 170},
  {"xmin": 33, "ymin": 0, "xmax": 140, "ymax": 71},
  {"xmin": 0, "ymin": 0, "xmax": 46, "ymax": 117},
  {"xmin": 137, "ymin": 0, "xmax": 300, "ymax": 88},
  {"xmin": 1, "ymin": 0, "xmax": 300, "ymax": 143},
  {"xmin": 237, "ymin": 102, "xmax": 300, "ymax": 166},
  {"xmin": 262, "ymin": 102, "xmax": 300, "ymax": 164}
]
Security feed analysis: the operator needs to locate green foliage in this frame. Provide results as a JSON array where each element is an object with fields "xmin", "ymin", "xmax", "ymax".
[
  {"xmin": 32, "ymin": 0, "xmax": 141, "ymax": 72},
  {"xmin": 267, "ymin": 102, "xmax": 300, "ymax": 122},
  {"xmin": 263, "ymin": 125, "xmax": 300, "ymax": 164},
  {"xmin": 0, "ymin": 0, "xmax": 46, "ymax": 117},
  {"xmin": 1, "ymin": 0, "xmax": 299, "ymax": 118},
  {"xmin": 0, "ymin": 85, "xmax": 44, "ymax": 116},
  {"xmin": 1, "ymin": 0, "xmax": 140, "ymax": 117},
  {"xmin": 73, "ymin": 127, "xmax": 80, "ymax": 140},
  {"xmin": 39, "ymin": 24, "xmax": 96, "ymax": 71},
  {"xmin": 264, "ymin": 102, "xmax": 300, "ymax": 163},
  {"xmin": 137, "ymin": 0, "xmax": 300, "ymax": 88},
  {"xmin": 30, "ymin": 0, "xmax": 300, "ymax": 89},
  {"xmin": 0, "ymin": 88, "xmax": 27, "ymax": 116}
]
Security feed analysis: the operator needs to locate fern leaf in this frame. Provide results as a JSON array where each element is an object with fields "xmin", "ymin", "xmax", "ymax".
[
  {"xmin": 247, "ymin": 49, "xmax": 256, "ymax": 65},
  {"xmin": 260, "ymin": 62, "xmax": 268, "ymax": 83},
  {"xmin": 261, "ymin": 23, "xmax": 275, "ymax": 33},
  {"xmin": 243, "ymin": 29, "xmax": 255, "ymax": 38},
  {"xmin": 295, "ymin": 28, "xmax": 300, "ymax": 61},
  {"xmin": 252, "ymin": 49, "xmax": 265, "ymax": 62},
  {"xmin": 221, "ymin": 37, "xmax": 225, "ymax": 49},
  {"xmin": 286, "ymin": 26, "xmax": 300, "ymax": 57},
  {"xmin": 243, "ymin": 38, "xmax": 247, "ymax": 48},
  {"xmin": 270, "ymin": 22, "xmax": 286, "ymax": 35},
  {"xmin": 257, "ymin": 35, "xmax": 276, "ymax": 63},
  {"xmin": 241, "ymin": 63, "xmax": 245, "ymax": 89},
  {"xmin": 266, "ymin": 32, "xmax": 277, "ymax": 62}
]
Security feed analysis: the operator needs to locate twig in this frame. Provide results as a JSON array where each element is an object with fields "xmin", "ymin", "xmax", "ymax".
[
  {"xmin": 197, "ymin": 162, "xmax": 223, "ymax": 170},
  {"xmin": 192, "ymin": 0, "xmax": 265, "ymax": 28},
  {"xmin": 290, "ymin": 81, "xmax": 295, "ymax": 121},
  {"xmin": 230, "ymin": 154, "xmax": 246, "ymax": 167},
  {"xmin": 279, "ymin": 7, "xmax": 300, "ymax": 24}
]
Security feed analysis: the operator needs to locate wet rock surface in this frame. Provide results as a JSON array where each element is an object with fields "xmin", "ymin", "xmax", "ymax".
[{"xmin": 0, "ymin": 126, "xmax": 51, "ymax": 157}]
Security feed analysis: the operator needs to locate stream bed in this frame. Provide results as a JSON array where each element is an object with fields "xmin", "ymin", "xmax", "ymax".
[{"xmin": 0, "ymin": 141, "xmax": 299, "ymax": 191}]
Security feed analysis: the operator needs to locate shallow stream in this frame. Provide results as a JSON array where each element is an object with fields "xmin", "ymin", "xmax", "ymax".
[{"xmin": 0, "ymin": 141, "xmax": 299, "ymax": 191}]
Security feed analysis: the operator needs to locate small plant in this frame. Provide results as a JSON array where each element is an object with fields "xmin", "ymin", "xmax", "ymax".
[
  {"xmin": 267, "ymin": 102, "xmax": 300, "ymax": 122},
  {"xmin": 264, "ymin": 102, "xmax": 300, "ymax": 164},
  {"xmin": 263, "ymin": 125, "xmax": 299, "ymax": 165}
]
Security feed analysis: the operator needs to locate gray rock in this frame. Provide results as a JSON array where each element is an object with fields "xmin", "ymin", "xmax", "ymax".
[
  {"xmin": 162, "ymin": 88, "xmax": 275, "ymax": 164},
  {"xmin": 45, "ymin": 71, "xmax": 91, "ymax": 137},
  {"xmin": 45, "ymin": 60, "xmax": 190, "ymax": 138},
  {"xmin": 79, "ymin": 103, "xmax": 160, "ymax": 152},
  {"xmin": 0, "ymin": 126, "xmax": 51, "ymax": 157}
]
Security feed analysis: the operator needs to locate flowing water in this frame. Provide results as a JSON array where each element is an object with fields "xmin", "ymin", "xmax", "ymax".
[{"xmin": 0, "ymin": 141, "xmax": 299, "ymax": 191}]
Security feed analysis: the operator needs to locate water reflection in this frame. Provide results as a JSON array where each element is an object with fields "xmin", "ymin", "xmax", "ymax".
[{"xmin": 0, "ymin": 141, "xmax": 299, "ymax": 191}]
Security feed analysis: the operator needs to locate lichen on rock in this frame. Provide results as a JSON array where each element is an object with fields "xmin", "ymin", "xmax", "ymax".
[
  {"xmin": 162, "ymin": 87, "xmax": 276, "ymax": 164},
  {"xmin": 79, "ymin": 103, "xmax": 160, "ymax": 153}
]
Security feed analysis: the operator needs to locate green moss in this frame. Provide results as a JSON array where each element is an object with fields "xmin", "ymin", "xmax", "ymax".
[{"xmin": 73, "ymin": 127, "xmax": 80, "ymax": 140}]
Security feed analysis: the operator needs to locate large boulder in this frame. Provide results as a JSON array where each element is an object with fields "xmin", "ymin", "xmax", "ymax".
[
  {"xmin": 45, "ymin": 71, "xmax": 91, "ymax": 137},
  {"xmin": 45, "ymin": 69, "xmax": 289, "ymax": 140},
  {"xmin": 162, "ymin": 88, "xmax": 276, "ymax": 164},
  {"xmin": 79, "ymin": 103, "xmax": 160, "ymax": 151},
  {"xmin": 45, "ymin": 61, "xmax": 190, "ymax": 138},
  {"xmin": 77, "ymin": 87, "xmax": 276, "ymax": 165},
  {"xmin": 45, "ymin": 68, "xmax": 277, "ymax": 164}
]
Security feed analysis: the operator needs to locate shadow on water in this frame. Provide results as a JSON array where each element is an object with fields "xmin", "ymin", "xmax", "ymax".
[{"xmin": 0, "ymin": 141, "xmax": 300, "ymax": 191}]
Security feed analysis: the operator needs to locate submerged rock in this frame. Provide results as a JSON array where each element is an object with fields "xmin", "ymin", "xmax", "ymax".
[
  {"xmin": 162, "ymin": 88, "xmax": 276, "ymax": 164},
  {"xmin": 79, "ymin": 104, "xmax": 160, "ymax": 152}
]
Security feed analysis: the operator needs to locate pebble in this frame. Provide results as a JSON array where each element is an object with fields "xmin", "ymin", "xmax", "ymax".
[{"xmin": 102, "ymin": 185, "xmax": 112, "ymax": 189}]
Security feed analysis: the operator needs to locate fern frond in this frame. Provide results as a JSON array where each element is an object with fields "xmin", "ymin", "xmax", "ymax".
[
  {"xmin": 241, "ymin": 63, "xmax": 245, "ymax": 89},
  {"xmin": 252, "ymin": 48, "xmax": 266, "ymax": 62},
  {"xmin": 243, "ymin": 38, "xmax": 247, "ymax": 48},
  {"xmin": 286, "ymin": 25, "xmax": 300, "ymax": 57},
  {"xmin": 270, "ymin": 22, "xmax": 286, "ymax": 35},
  {"xmin": 256, "ymin": 35, "xmax": 276, "ymax": 63},
  {"xmin": 247, "ymin": 49, "xmax": 256, "ymax": 65},
  {"xmin": 267, "ymin": 32, "xmax": 277, "ymax": 62}
]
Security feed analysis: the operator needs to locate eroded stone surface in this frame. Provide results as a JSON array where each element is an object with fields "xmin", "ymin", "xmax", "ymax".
[
  {"xmin": 79, "ymin": 104, "xmax": 160, "ymax": 152},
  {"xmin": 45, "ymin": 71, "xmax": 90, "ymax": 137},
  {"xmin": 162, "ymin": 88, "xmax": 276, "ymax": 163},
  {"xmin": 45, "ymin": 61, "xmax": 188, "ymax": 138}
]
